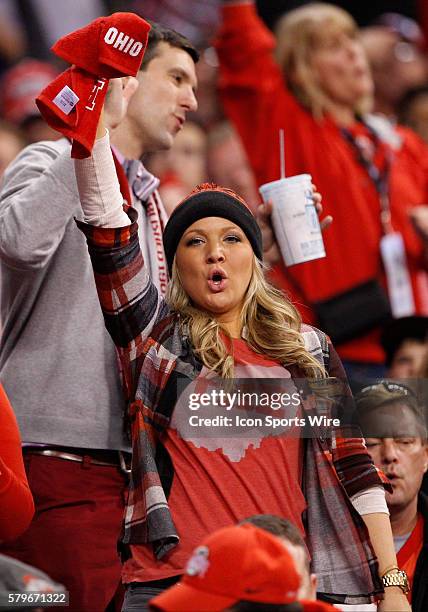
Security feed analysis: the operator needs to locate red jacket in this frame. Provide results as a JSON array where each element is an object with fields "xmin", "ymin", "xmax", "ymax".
[
  {"xmin": 216, "ymin": 2, "xmax": 428, "ymax": 363},
  {"xmin": 0, "ymin": 384, "xmax": 34, "ymax": 542}
]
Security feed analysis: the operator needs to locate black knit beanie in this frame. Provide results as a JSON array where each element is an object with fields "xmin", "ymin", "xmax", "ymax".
[{"xmin": 163, "ymin": 184, "xmax": 263, "ymax": 275}]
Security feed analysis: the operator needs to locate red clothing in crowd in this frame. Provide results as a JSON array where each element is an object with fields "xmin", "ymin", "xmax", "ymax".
[
  {"xmin": 397, "ymin": 514, "xmax": 424, "ymax": 604},
  {"xmin": 0, "ymin": 383, "xmax": 34, "ymax": 541},
  {"xmin": 123, "ymin": 337, "xmax": 304, "ymax": 583},
  {"xmin": 418, "ymin": 0, "xmax": 428, "ymax": 46},
  {"xmin": 216, "ymin": 2, "xmax": 428, "ymax": 364}
]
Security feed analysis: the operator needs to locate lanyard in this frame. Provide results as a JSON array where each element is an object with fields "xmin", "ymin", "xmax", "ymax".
[{"xmin": 341, "ymin": 120, "xmax": 394, "ymax": 234}]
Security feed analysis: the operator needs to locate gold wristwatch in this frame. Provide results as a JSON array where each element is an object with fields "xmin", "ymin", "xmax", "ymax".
[{"xmin": 381, "ymin": 566, "xmax": 410, "ymax": 595}]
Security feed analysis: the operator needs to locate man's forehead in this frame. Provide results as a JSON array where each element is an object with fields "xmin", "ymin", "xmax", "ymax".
[
  {"xmin": 150, "ymin": 42, "xmax": 196, "ymax": 75},
  {"xmin": 395, "ymin": 338, "xmax": 427, "ymax": 356},
  {"xmin": 362, "ymin": 401, "xmax": 426, "ymax": 438}
]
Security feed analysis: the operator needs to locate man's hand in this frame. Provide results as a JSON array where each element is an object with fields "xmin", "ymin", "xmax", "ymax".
[
  {"xmin": 257, "ymin": 185, "xmax": 332, "ymax": 266},
  {"xmin": 104, "ymin": 76, "xmax": 139, "ymax": 131}
]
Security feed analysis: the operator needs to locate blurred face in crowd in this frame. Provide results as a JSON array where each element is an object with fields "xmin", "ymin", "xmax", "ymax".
[
  {"xmin": 388, "ymin": 339, "xmax": 428, "ymax": 378},
  {"xmin": 175, "ymin": 217, "xmax": 253, "ymax": 329},
  {"xmin": 126, "ymin": 42, "xmax": 198, "ymax": 154},
  {"xmin": 208, "ymin": 130, "xmax": 259, "ymax": 211},
  {"xmin": 23, "ymin": 118, "xmax": 60, "ymax": 144},
  {"xmin": 361, "ymin": 28, "xmax": 428, "ymax": 112},
  {"xmin": 166, "ymin": 121, "xmax": 207, "ymax": 188},
  {"xmin": 362, "ymin": 401, "xmax": 428, "ymax": 515},
  {"xmin": 310, "ymin": 27, "xmax": 373, "ymax": 108}
]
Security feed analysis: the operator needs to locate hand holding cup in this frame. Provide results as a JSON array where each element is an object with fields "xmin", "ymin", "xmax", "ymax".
[{"xmin": 257, "ymin": 183, "xmax": 332, "ymax": 266}]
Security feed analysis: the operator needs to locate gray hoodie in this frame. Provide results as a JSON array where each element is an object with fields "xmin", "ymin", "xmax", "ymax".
[{"xmin": 0, "ymin": 138, "xmax": 145, "ymax": 450}]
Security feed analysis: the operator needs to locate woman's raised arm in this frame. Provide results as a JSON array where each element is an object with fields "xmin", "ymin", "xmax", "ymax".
[{"xmin": 74, "ymin": 105, "xmax": 170, "ymax": 360}]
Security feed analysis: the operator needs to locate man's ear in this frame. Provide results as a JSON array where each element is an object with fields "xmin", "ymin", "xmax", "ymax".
[
  {"xmin": 122, "ymin": 76, "xmax": 139, "ymax": 102},
  {"xmin": 104, "ymin": 76, "xmax": 139, "ymax": 130},
  {"xmin": 310, "ymin": 573, "xmax": 317, "ymax": 600}
]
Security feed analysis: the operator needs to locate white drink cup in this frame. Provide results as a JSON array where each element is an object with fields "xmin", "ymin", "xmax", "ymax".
[{"xmin": 259, "ymin": 174, "xmax": 326, "ymax": 266}]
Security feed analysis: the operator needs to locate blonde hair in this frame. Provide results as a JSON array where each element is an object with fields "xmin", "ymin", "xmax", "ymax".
[
  {"xmin": 275, "ymin": 3, "xmax": 372, "ymax": 118},
  {"xmin": 166, "ymin": 256, "xmax": 326, "ymax": 379}
]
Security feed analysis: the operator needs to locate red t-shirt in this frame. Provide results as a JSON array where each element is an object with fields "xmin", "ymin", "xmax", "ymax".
[
  {"xmin": 397, "ymin": 514, "xmax": 424, "ymax": 604},
  {"xmin": 122, "ymin": 338, "xmax": 305, "ymax": 582},
  {"xmin": 0, "ymin": 384, "xmax": 34, "ymax": 542}
]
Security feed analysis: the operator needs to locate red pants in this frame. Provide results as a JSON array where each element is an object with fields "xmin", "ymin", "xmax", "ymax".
[{"xmin": 1, "ymin": 453, "xmax": 128, "ymax": 612}]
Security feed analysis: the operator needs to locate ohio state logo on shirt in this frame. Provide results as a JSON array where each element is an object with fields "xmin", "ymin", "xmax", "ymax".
[{"xmin": 104, "ymin": 27, "xmax": 144, "ymax": 57}]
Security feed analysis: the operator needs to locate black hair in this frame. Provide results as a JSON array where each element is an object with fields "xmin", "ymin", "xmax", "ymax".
[
  {"xmin": 380, "ymin": 316, "xmax": 428, "ymax": 367},
  {"xmin": 141, "ymin": 20, "xmax": 199, "ymax": 70},
  {"xmin": 239, "ymin": 515, "xmax": 310, "ymax": 573},
  {"xmin": 240, "ymin": 515, "xmax": 305, "ymax": 548}
]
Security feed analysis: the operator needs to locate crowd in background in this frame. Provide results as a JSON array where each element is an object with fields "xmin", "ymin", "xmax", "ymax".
[
  {"xmin": 1, "ymin": 1, "xmax": 428, "ymax": 611},
  {"xmin": 1, "ymin": 0, "xmax": 426, "ymax": 201}
]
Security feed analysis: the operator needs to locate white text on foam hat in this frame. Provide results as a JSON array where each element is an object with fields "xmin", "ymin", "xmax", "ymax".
[{"xmin": 104, "ymin": 27, "xmax": 143, "ymax": 57}]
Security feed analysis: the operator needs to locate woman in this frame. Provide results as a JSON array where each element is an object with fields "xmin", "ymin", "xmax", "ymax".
[
  {"xmin": 0, "ymin": 383, "xmax": 34, "ymax": 542},
  {"xmin": 74, "ymin": 114, "xmax": 409, "ymax": 611},
  {"xmin": 216, "ymin": 1, "xmax": 428, "ymax": 380}
]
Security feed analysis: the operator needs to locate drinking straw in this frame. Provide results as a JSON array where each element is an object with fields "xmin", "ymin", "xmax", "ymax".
[{"xmin": 279, "ymin": 128, "xmax": 285, "ymax": 179}]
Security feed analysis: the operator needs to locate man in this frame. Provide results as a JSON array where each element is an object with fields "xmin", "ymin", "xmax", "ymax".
[
  {"xmin": 149, "ymin": 523, "xmax": 336, "ymax": 612},
  {"xmin": 356, "ymin": 382, "xmax": 428, "ymax": 612},
  {"xmin": 240, "ymin": 515, "xmax": 316, "ymax": 601},
  {"xmin": 0, "ymin": 22, "xmax": 198, "ymax": 612},
  {"xmin": 381, "ymin": 316, "xmax": 428, "ymax": 378}
]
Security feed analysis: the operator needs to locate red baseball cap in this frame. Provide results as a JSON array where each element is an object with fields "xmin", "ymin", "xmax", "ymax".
[{"xmin": 150, "ymin": 523, "xmax": 300, "ymax": 611}]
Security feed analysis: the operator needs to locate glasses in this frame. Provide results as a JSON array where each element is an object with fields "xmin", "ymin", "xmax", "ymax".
[{"xmin": 358, "ymin": 380, "xmax": 416, "ymax": 399}]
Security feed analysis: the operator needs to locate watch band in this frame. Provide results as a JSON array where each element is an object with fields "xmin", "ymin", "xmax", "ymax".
[{"xmin": 381, "ymin": 567, "xmax": 410, "ymax": 594}]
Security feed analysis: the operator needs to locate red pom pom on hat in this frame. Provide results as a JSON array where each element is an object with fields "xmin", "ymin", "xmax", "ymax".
[{"xmin": 52, "ymin": 12, "xmax": 150, "ymax": 78}]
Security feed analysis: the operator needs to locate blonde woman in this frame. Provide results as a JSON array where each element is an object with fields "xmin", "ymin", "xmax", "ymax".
[
  {"xmin": 74, "ymin": 111, "xmax": 407, "ymax": 612},
  {"xmin": 216, "ymin": 1, "xmax": 428, "ymax": 383}
]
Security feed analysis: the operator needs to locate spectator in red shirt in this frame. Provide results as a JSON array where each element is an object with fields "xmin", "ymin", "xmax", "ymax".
[
  {"xmin": 216, "ymin": 1, "xmax": 428, "ymax": 380},
  {"xmin": 0, "ymin": 383, "xmax": 34, "ymax": 542}
]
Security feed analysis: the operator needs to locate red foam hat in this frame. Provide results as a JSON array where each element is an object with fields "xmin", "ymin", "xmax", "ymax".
[
  {"xmin": 52, "ymin": 12, "xmax": 150, "ymax": 79},
  {"xmin": 149, "ymin": 524, "xmax": 337, "ymax": 612},
  {"xmin": 35, "ymin": 12, "xmax": 150, "ymax": 158},
  {"xmin": 36, "ymin": 67, "xmax": 108, "ymax": 158}
]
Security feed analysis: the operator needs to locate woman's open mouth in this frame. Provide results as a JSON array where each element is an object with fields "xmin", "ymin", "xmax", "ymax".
[{"xmin": 207, "ymin": 269, "xmax": 228, "ymax": 292}]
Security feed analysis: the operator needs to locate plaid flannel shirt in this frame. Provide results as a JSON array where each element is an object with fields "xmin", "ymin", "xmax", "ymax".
[{"xmin": 77, "ymin": 210, "xmax": 391, "ymax": 604}]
